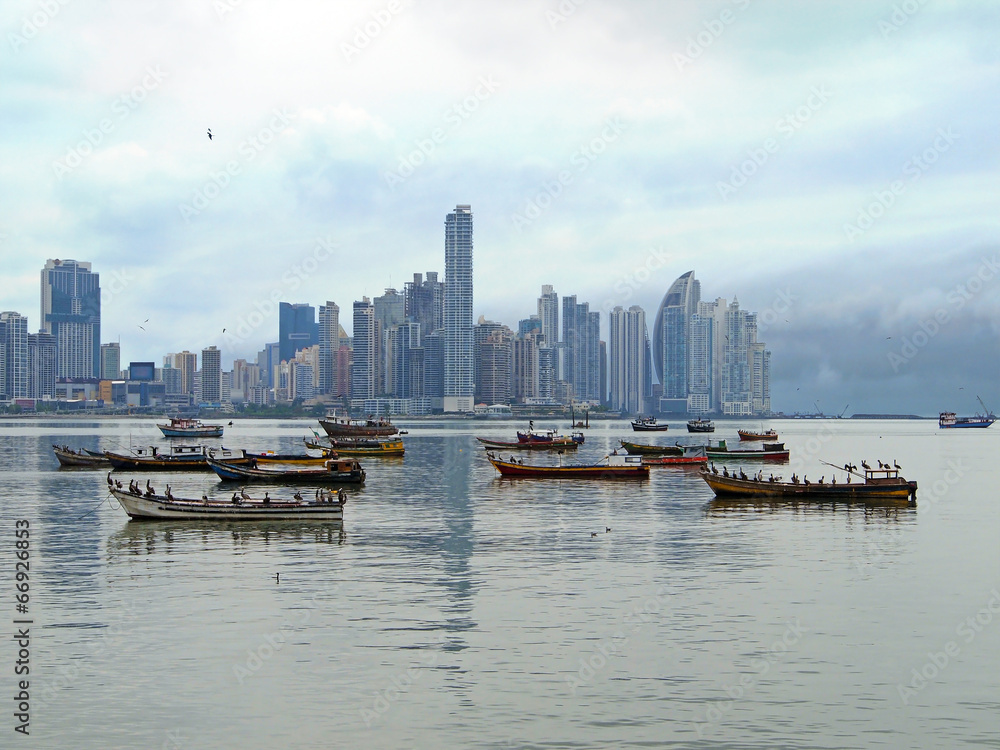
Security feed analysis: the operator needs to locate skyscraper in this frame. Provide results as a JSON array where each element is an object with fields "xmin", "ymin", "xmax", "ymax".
[
  {"xmin": 608, "ymin": 305, "xmax": 647, "ymax": 415},
  {"xmin": 318, "ymin": 302, "xmax": 340, "ymax": 396},
  {"xmin": 0, "ymin": 312, "xmax": 29, "ymax": 399},
  {"xmin": 654, "ymin": 271, "xmax": 700, "ymax": 410},
  {"xmin": 474, "ymin": 319, "xmax": 513, "ymax": 405},
  {"xmin": 278, "ymin": 302, "xmax": 318, "ymax": 363},
  {"xmin": 562, "ymin": 295, "xmax": 601, "ymax": 403},
  {"xmin": 351, "ymin": 298, "xmax": 380, "ymax": 401},
  {"xmin": 404, "ymin": 272, "xmax": 444, "ymax": 343},
  {"xmin": 200, "ymin": 346, "xmax": 221, "ymax": 405},
  {"xmin": 537, "ymin": 285, "xmax": 559, "ymax": 346},
  {"xmin": 40, "ymin": 259, "xmax": 101, "ymax": 378},
  {"xmin": 443, "ymin": 204, "xmax": 474, "ymax": 412},
  {"xmin": 28, "ymin": 331, "xmax": 56, "ymax": 399}
]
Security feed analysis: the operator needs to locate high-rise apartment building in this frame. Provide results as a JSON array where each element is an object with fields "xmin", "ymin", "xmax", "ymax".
[
  {"xmin": 318, "ymin": 302, "xmax": 340, "ymax": 396},
  {"xmin": 351, "ymin": 298, "xmax": 380, "ymax": 401},
  {"xmin": 0, "ymin": 312, "xmax": 29, "ymax": 399},
  {"xmin": 28, "ymin": 331, "xmax": 56, "ymax": 399},
  {"xmin": 100, "ymin": 342, "xmax": 121, "ymax": 380},
  {"xmin": 561, "ymin": 295, "xmax": 601, "ymax": 403},
  {"xmin": 537, "ymin": 285, "xmax": 559, "ymax": 347},
  {"xmin": 404, "ymin": 272, "xmax": 444, "ymax": 344},
  {"xmin": 40, "ymin": 259, "xmax": 101, "ymax": 378},
  {"xmin": 200, "ymin": 346, "xmax": 222, "ymax": 405},
  {"xmin": 608, "ymin": 305, "xmax": 647, "ymax": 415},
  {"xmin": 443, "ymin": 204, "xmax": 474, "ymax": 412},
  {"xmin": 474, "ymin": 319, "xmax": 513, "ymax": 405}
]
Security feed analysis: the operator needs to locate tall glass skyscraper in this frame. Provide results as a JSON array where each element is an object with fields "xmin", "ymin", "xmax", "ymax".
[
  {"xmin": 279, "ymin": 303, "xmax": 318, "ymax": 363},
  {"xmin": 40, "ymin": 259, "xmax": 101, "ymax": 378},
  {"xmin": 653, "ymin": 270, "xmax": 700, "ymax": 403},
  {"xmin": 443, "ymin": 204, "xmax": 473, "ymax": 413},
  {"xmin": 318, "ymin": 302, "xmax": 340, "ymax": 396},
  {"xmin": 0, "ymin": 312, "xmax": 29, "ymax": 399},
  {"xmin": 608, "ymin": 305, "xmax": 647, "ymax": 415}
]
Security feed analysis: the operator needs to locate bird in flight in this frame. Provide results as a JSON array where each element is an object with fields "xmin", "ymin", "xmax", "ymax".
[
  {"xmin": 137, "ymin": 318, "xmax": 148, "ymax": 331},
  {"xmin": 207, "ymin": 129, "xmax": 213, "ymax": 140}
]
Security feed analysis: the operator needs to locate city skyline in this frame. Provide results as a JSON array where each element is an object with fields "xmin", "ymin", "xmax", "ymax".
[{"xmin": 2, "ymin": 3, "xmax": 997, "ymax": 414}]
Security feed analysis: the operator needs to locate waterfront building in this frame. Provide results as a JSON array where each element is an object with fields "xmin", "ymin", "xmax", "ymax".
[
  {"xmin": 28, "ymin": 331, "xmax": 57, "ymax": 399},
  {"xmin": 351, "ymin": 298, "xmax": 381, "ymax": 401},
  {"xmin": 404, "ymin": 272, "xmax": 444, "ymax": 343},
  {"xmin": 318, "ymin": 302, "xmax": 340, "ymax": 396},
  {"xmin": 561, "ymin": 295, "xmax": 601, "ymax": 403},
  {"xmin": 653, "ymin": 270, "xmax": 700, "ymax": 412},
  {"xmin": 165, "ymin": 351, "xmax": 198, "ymax": 396},
  {"xmin": 100, "ymin": 342, "xmax": 121, "ymax": 380},
  {"xmin": 279, "ymin": 303, "xmax": 318, "ymax": 364},
  {"xmin": 443, "ymin": 204, "xmax": 474, "ymax": 412},
  {"xmin": 41, "ymin": 259, "xmax": 101, "ymax": 378},
  {"xmin": 0, "ymin": 312, "xmax": 29, "ymax": 399},
  {"xmin": 537, "ymin": 285, "xmax": 559, "ymax": 349},
  {"xmin": 474, "ymin": 319, "xmax": 513, "ymax": 405},
  {"xmin": 389, "ymin": 321, "xmax": 423, "ymax": 399},
  {"xmin": 200, "ymin": 346, "xmax": 222, "ymax": 405},
  {"xmin": 608, "ymin": 305, "xmax": 647, "ymax": 415}
]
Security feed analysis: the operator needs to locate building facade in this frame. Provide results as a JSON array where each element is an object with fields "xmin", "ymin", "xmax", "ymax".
[
  {"xmin": 41, "ymin": 259, "xmax": 101, "ymax": 378},
  {"xmin": 443, "ymin": 204, "xmax": 474, "ymax": 412}
]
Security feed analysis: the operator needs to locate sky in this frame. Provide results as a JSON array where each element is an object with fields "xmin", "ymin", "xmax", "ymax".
[{"xmin": 1, "ymin": 0, "xmax": 998, "ymax": 415}]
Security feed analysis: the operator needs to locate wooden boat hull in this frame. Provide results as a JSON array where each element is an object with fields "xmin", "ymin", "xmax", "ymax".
[
  {"xmin": 687, "ymin": 422, "xmax": 715, "ymax": 433},
  {"xmin": 246, "ymin": 452, "xmax": 335, "ymax": 466},
  {"xmin": 619, "ymin": 441, "xmax": 682, "ymax": 456},
  {"xmin": 207, "ymin": 458, "xmax": 365, "ymax": 484},
  {"xmin": 303, "ymin": 438, "xmax": 404, "ymax": 456},
  {"xmin": 516, "ymin": 431, "xmax": 585, "ymax": 444},
  {"xmin": 106, "ymin": 453, "xmax": 215, "ymax": 472},
  {"xmin": 111, "ymin": 488, "xmax": 344, "ymax": 520},
  {"xmin": 318, "ymin": 418, "xmax": 398, "ymax": 437},
  {"xmin": 737, "ymin": 430, "xmax": 778, "ymax": 441},
  {"xmin": 642, "ymin": 454, "xmax": 707, "ymax": 465},
  {"xmin": 477, "ymin": 437, "xmax": 579, "ymax": 450},
  {"xmin": 700, "ymin": 469, "xmax": 916, "ymax": 503},
  {"xmin": 631, "ymin": 423, "xmax": 669, "ymax": 432},
  {"xmin": 53, "ymin": 446, "xmax": 111, "ymax": 467},
  {"xmin": 487, "ymin": 457, "xmax": 649, "ymax": 479}
]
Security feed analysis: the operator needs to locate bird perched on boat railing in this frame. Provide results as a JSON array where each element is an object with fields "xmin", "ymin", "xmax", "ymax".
[
  {"xmin": 240, "ymin": 488, "xmax": 250, "ymax": 500},
  {"xmin": 861, "ymin": 460, "xmax": 871, "ymax": 470},
  {"xmin": 293, "ymin": 491, "xmax": 303, "ymax": 501},
  {"xmin": 877, "ymin": 460, "xmax": 884, "ymax": 469},
  {"xmin": 893, "ymin": 460, "xmax": 901, "ymax": 470},
  {"xmin": 106, "ymin": 472, "xmax": 113, "ymax": 487}
]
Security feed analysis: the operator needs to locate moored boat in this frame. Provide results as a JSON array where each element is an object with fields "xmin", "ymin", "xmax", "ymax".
[
  {"xmin": 700, "ymin": 463, "xmax": 917, "ymax": 504},
  {"xmin": 631, "ymin": 416, "xmax": 669, "ymax": 432},
  {"xmin": 737, "ymin": 428, "xmax": 778, "ymax": 441},
  {"xmin": 939, "ymin": 408, "xmax": 995, "ymax": 429},
  {"xmin": 619, "ymin": 440, "xmax": 683, "ymax": 456},
  {"xmin": 304, "ymin": 433, "xmax": 404, "ymax": 456},
  {"xmin": 318, "ymin": 416, "xmax": 398, "ymax": 437},
  {"xmin": 515, "ymin": 422, "xmax": 585, "ymax": 445},
  {"xmin": 485, "ymin": 452, "xmax": 649, "ymax": 479},
  {"xmin": 105, "ymin": 445, "xmax": 247, "ymax": 472},
  {"xmin": 206, "ymin": 455, "xmax": 366, "ymax": 484},
  {"xmin": 705, "ymin": 440, "xmax": 789, "ymax": 462},
  {"xmin": 157, "ymin": 417, "xmax": 224, "ymax": 438},
  {"xmin": 687, "ymin": 418, "xmax": 715, "ymax": 433},
  {"xmin": 478, "ymin": 436, "xmax": 579, "ymax": 450},
  {"xmin": 642, "ymin": 445, "xmax": 707, "ymax": 466},
  {"xmin": 108, "ymin": 479, "xmax": 346, "ymax": 520},
  {"xmin": 243, "ymin": 449, "xmax": 336, "ymax": 466},
  {"xmin": 53, "ymin": 445, "xmax": 111, "ymax": 467}
]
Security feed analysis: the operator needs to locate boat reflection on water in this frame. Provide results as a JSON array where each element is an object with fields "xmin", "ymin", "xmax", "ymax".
[
  {"xmin": 705, "ymin": 497, "xmax": 917, "ymax": 521},
  {"xmin": 106, "ymin": 520, "xmax": 346, "ymax": 556}
]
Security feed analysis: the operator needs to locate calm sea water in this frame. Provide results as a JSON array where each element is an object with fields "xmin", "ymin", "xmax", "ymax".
[{"xmin": 1, "ymin": 417, "xmax": 998, "ymax": 749}]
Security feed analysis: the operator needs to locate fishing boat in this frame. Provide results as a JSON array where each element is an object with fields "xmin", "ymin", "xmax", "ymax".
[
  {"xmin": 485, "ymin": 451, "xmax": 649, "ymax": 479},
  {"xmin": 303, "ymin": 433, "xmax": 405, "ymax": 456},
  {"xmin": 206, "ymin": 455, "xmax": 366, "ymax": 484},
  {"xmin": 157, "ymin": 417, "xmax": 224, "ymax": 438},
  {"xmin": 52, "ymin": 445, "xmax": 111, "ymax": 468},
  {"xmin": 700, "ymin": 462, "xmax": 917, "ymax": 504},
  {"xmin": 737, "ymin": 428, "xmax": 778, "ymax": 441},
  {"xmin": 939, "ymin": 398, "xmax": 995, "ymax": 428},
  {"xmin": 516, "ymin": 422, "xmax": 585, "ymax": 445},
  {"xmin": 105, "ymin": 445, "xmax": 247, "ymax": 472},
  {"xmin": 108, "ymin": 478, "xmax": 346, "ymax": 520},
  {"xmin": 642, "ymin": 445, "xmax": 708, "ymax": 465},
  {"xmin": 619, "ymin": 440, "xmax": 683, "ymax": 456},
  {"xmin": 477, "ymin": 436, "xmax": 579, "ymax": 450},
  {"xmin": 318, "ymin": 416, "xmax": 398, "ymax": 437},
  {"xmin": 705, "ymin": 440, "xmax": 789, "ymax": 462},
  {"xmin": 631, "ymin": 416, "xmax": 669, "ymax": 432},
  {"xmin": 686, "ymin": 418, "xmax": 715, "ymax": 433},
  {"xmin": 243, "ymin": 449, "xmax": 336, "ymax": 466}
]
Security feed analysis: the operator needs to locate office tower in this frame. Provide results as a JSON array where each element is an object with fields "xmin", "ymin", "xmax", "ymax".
[
  {"xmin": 422, "ymin": 330, "xmax": 444, "ymax": 407},
  {"xmin": 200, "ymin": 346, "xmax": 222, "ymax": 404},
  {"xmin": 351, "ymin": 298, "xmax": 380, "ymax": 400},
  {"xmin": 443, "ymin": 204, "xmax": 474, "ymax": 412},
  {"xmin": 653, "ymin": 271, "xmax": 700, "ymax": 407},
  {"xmin": 561, "ymin": 296, "xmax": 601, "ymax": 403},
  {"xmin": 375, "ymin": 288, "xmax": 405, "ymax": 394},
  {"xmin": 474, "ymin": 320, "xmax": 513, "ymax": 405},
  {"xmin": 165, "ymin": 351, "xmax": 198, "ymax": 396},
  {"xmin": 389, "ymin": 321, "xmax": 423, "ymax": 398},
  {"xmin": 722, "ymin": 299, "xmax": 754, "ymax": 416},
  {"xmin": 318, "ymin": 302, "xmax": 340, "ymax": 396},
  {"xmin": 687, "ymin": 310, "xmax": 714, "ymax": 414},
  {"xmin": 608, "ymin": 305, "xmax": 647, "ymax": 414},
  {"xmin": 161, "ymin": 365, "xmax": 183, "ymax": 395},
  {"xmin": 1, "ymin": 312, "xmax": 29, "ymax": 399},
  {"xmin": 518, "ymin": 316, "xmax": 541, "ymax": 338},
  {"xmin": 537, "ymin": 285, "xmax": 559, "ymax": 346},
  {"xmin": 40, "ymin": 259, "xmax": 101, "ymax": 378},
  {"xmin": 751, "ymin": 343, "xmax": 771, "ymax": 415},
  {"xmin": 278, "ymin": 302, "xmax": 318, "ymax": 363},
  {"xmin": 404, "ymin": 272, "xmax": 444, "ymax": 343},
  {"xmin": 100, "ymin": 343, "xmax": 121, "ymax": 380},
  {"xmin": 27, "ymin": 331, "xmax": 57, "ymax": 399},
  {"xmin": 512, "ymin": 334, "xmax": 540, "ymax": 403}
]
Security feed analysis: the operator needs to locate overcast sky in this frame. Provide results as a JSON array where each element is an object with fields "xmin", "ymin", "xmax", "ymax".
[{"xmin": 2, "ymin": 0, "xmax": 998, "ymax": 415}]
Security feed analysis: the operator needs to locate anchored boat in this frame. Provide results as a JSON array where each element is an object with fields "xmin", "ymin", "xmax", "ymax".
[
  {"xmin": 485, "ymin": 452, "xmax": 649, "ymax": 479},
  {"xmin": 157, "ymin": 417, "xmax": 224, "ymax": 438},
  {"xmin": 53, "ymin": 445, "xmax": 111, "ymax": 468},
  {"xmin": 619, "ymin": 440, "xmax": 683, "ymax": 456},
  {"xmin": 318, "ymin": 416, "xmax": 399, "ymax": 437},
  {"xmin": 642, "ymin": 445, "xmax": 708, "ymax": 466},
  {"xmin": 705, "ymin": 440, "xmax": 789, "ymax": 462},
  {"xmin": 737, "ymin": 428, "xmax": 778, "ymax": 441},
  {"xmin": 686, "ymin": 418, "xmax": 715, "ymax": 433},
  {"xmin": 631, "ymin": 416, "xmax": 669, "ymax": 432},
  {"xmin": 206, "ymin": 455, "xmax": 366, "ymax": 484},
  {"xmin": 700, "ymin": 462, "xmax": 916, "ymax": 504}
]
